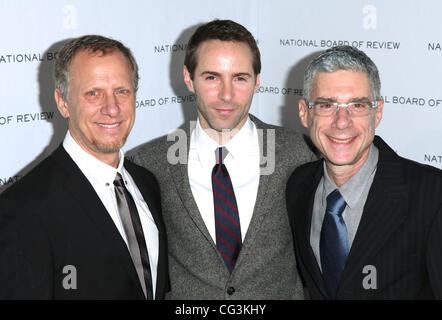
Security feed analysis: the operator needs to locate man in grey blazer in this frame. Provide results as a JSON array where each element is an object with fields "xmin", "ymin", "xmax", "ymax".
[{"xmin": 129, "ymin": 19, "xmax": 315, "ymax": 299}]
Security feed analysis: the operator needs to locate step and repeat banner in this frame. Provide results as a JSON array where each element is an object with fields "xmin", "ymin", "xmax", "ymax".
[{"xmin": 1, "ymin": 0, "xmax": 441, "ymax": 192}]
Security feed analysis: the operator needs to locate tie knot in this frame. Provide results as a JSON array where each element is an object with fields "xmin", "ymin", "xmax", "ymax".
[
  {"xmin": 326, "ymin": 189, "xmax": 346, "ymax": 216},
  {"xmin": 113, "ymin": 172, "xmax": 125, "ymax": 187},
  {"xmin": 215, "ymin": 147, "xmax": 229, "ymax": 164}
]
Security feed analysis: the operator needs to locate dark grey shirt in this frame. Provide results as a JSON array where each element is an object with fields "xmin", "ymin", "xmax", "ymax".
[{"xmin": 310, "ymin": 144, "xmax": 379, "ymax": 271}]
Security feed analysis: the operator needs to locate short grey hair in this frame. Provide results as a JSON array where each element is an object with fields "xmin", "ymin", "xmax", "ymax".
[
  {"xmin": 54, "ymin": 35, "xmax": 139, "ymax": 101},
  {"xmin": 303, "ymin": 45, "xmax": 381, "ymax": 100}
]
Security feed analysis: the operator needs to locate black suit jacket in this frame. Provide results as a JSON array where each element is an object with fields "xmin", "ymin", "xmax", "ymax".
[
  {"xmin": 0, "ymin": 145, "xmax": 168, "ymax": 299},
  {"xmin": 286, "ymin": 136, "xmax": 442, "ymax": 299}
]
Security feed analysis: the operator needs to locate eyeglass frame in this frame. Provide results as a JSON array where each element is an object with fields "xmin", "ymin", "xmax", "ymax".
[{"xmin": 305, "ymin": 99, "xmax": 380, "ymax": 116}]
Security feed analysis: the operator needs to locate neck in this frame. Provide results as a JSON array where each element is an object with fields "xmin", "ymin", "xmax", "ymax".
[
  {"xmin": 68, "ymin": 131, "xmax": 121, "ymax": 168},
  {"xmin": 326, "ymin": 157, "xmax": 370, "ymax": 188},
  {"xmin": 99, "ymin": 153, "xmax": 120, "ymax": 168},
  {"xmin": 204, "ymin": 128, "xmax": 240, "ymax": 145},
  {"xmin": 198, "ymin": 114, "xmax": 248, "ymax": 145},
  {"xmin": 326, "ymin": 165, "xmax": 356, "ymax": 187}
]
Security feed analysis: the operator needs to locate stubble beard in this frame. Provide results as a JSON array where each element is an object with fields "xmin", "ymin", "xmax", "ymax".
[{"xmin": 93, "ymin": 135, "xmax": 127, "ymax": 154}]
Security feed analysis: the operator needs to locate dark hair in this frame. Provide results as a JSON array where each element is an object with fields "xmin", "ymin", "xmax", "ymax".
[
  {"xmin": 54, "ymin": 35, "xmax": 139, "ymax": 101},
  {"xmin": 184, "ymin": 19, "xmax": 261, "ymax": 79}
]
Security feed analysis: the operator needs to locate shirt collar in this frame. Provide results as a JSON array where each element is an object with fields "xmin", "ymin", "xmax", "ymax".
[
  {"xmin": 322, "ymin": 143, "xmax": 379, "ymax": 208},
  {"xmin": 194, "ymin": 115, "xmax": 257, "ymax": 167},
  {"xmin": 62, "ymin": 130, "xmax": 125, "ymax": 186}
]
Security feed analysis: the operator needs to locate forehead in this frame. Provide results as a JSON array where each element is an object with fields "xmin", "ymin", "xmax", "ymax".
[
  {"xmin": 194, "ymin": 39, "xmax": 254, "ymax": 70},
  {"xmin": 70, "ymin": 49, "xmax": 130, "ymax": 73},
  {"xmin": 312, "ymin": 70, "xmax": 372, "ymax": 99}
]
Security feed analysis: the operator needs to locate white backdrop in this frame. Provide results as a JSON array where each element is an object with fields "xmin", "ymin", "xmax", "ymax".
[{"xmin": 1, "ymin": 0, "xmax": 441, "ymax": 193}]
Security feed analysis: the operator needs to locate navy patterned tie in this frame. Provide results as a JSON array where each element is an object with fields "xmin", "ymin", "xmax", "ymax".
[
  {"xmin": 212, "ymin": 147, "xmax": 242, "ymax": 273},
  {"xmin": 320, "ymin": 188, "xmax": 349, "ymax": 299}
]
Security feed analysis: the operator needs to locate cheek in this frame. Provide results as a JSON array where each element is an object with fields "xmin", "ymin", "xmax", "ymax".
[
  {"xmin": 238, "ymin": 85, "xmax": 255, "ymax": 99},
  {"xmin": 195, "ymin": 85, "xmax": 215, "ymax": 103},
  {"xmin": 71, "ymin": 103, "xmax": 97, "ymax": 127},
  {"xmin": 364, "ymin": 116, "xmax": 378, "ymax": 136},
  {"xmin": 309, "ymin": 122, "xmax": 322, "ymax": 146},
  {"xmin": 310, "ymin": 119, "xmax": 332, "ymax": 150},
  {"xmin": 308, "ymin": 117, "xmax": 322, "ymax": 138}
]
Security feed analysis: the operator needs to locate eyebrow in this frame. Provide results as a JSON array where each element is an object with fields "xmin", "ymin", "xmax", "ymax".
[{"xmin": 199, "ymin": 71, "xmax": 253, "ymax": 78}]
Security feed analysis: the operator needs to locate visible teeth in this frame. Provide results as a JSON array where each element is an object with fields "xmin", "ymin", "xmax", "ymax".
[
  {"xmin": 99, "ymin": 123, "xmax": 120, "ymax": 128},
  {"xmin": 329, "ymin": 136, "xmax": 353, "ymax": 143}
]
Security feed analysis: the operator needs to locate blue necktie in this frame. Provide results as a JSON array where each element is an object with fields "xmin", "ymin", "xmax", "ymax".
[
  {"xmin": 212, "ymin": 147, "xmax": 242, "ymax": 273},
  {"xmin": 320, "ymin": 188, "xmax": 349, "ymax": 299}
]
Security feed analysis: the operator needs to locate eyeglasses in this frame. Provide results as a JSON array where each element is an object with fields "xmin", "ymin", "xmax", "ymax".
[{"xmin": 306, "ymin": 100, "xmax": 379, "ymax": 117}]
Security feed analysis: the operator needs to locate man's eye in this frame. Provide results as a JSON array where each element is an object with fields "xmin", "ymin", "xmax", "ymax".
[
  {"xmin": 352, "ymin": 103, "xmax": 367, "ymax": 109},
  {"xmin": 205, "ymin": 76, "xmax": 216, "ymax": 80},
  {"xmin": 88, "ymin": 91, "xmax": 98, "ymax": 96},
  {"xmin": 318, "ymin": 103, "xmax": 333, "ymax": 109},
  {"xmin": 117, "ymin": 89, "xmax": 128, "ymax": 94}
]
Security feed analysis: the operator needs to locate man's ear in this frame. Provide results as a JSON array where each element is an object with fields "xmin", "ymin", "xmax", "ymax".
[
  {"xmin": 183, "ymin": 66, "xmax": 195, "ymax": 93},
  {"xmin": 298, "ymin": 98, "xmax": 309, "ymax": 128},
  {"xmin": 374, "ymin": 99, "xmax": 384, "ymax": 128},
  {"xmin": 54, "ymin": 89, "xmax": 69, "ymax": 119},
  {"xmin": 254, "ymin": 73, "xmax": 260, "ymax": 92}
]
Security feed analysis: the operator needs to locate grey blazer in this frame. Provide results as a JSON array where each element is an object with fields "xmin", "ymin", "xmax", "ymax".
[{"xmin": 128, "ymin": 114, "xmax": 316, "ymax": 299}]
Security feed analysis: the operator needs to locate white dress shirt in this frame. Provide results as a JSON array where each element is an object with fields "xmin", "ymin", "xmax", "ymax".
[
  {"xmin": 63, "ymin": 131, "xmax": 159, "ymax": 298},
  {"xmin": 188, "ymin": 116, "xmax": 260, "ymax": 242}
]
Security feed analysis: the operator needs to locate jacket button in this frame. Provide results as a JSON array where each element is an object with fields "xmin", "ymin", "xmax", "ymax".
[{"xmin": 227, "ymin": 287, "xmax": 235, "ymax": 295}]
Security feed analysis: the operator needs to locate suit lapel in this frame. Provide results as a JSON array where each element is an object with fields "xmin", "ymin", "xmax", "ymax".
[
  {"xmin": 168, "ymin": 123, "xmax": 216, "ymax": 248},
  {"xmin": 126, "ymin": 162, "xmax": 162, "ymax": 228},
  {"xmin": 125, "ymin": 161, "xmax": 168, "ymax": 298},
  {"xmin": 293, "ymin": 160, "xmax": 330, "ymax": 298},
  {"xmin": 239, "ymin": 117, "xmax": 271, "ymax": 247},
  {"xmin": 53, "ymin": 146, "xmax": 145, "ymax": 297},
  {"xmin": 339, "ymin": 137, "xmax": 408, "ymax": 290}
]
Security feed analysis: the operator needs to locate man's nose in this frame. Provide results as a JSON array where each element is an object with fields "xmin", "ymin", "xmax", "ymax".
[
  {"xmin": 333, "ymin": 106, "xmax": 352, "ymax": 129},
  {"xmin": 219, "ymin": 80, "xmax": 233, "ymax": 102},
  {"xmin": 102, "ymin": 93, "xmax": 120, "ymax": 117}
]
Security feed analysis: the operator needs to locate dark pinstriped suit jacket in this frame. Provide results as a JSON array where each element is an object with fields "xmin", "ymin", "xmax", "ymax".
[{"xmin": 286, "ymin": 136, "xmax": 442, "ymax": 299}]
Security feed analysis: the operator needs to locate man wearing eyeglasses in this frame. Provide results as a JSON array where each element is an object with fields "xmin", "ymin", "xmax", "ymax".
[{"xmin": 286, "ymin": 45, "xmax": 442, "ymax": 299}]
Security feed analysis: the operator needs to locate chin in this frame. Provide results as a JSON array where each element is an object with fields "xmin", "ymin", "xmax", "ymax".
[
  {"xmin": 207, "ymin": 120, "xmax": 234, "ymax": 132},
  {"xmin": 327, "ymin": 154, "xmax": 363, "ymax": 166},
  {"xmin": 94, "ymin": 139, "xmax": 125, "ymax": 154}
]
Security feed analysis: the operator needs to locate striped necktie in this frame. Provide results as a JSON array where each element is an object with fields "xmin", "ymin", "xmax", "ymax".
[
  {"xmin": 212, "ymin": 147, "xmax": 242, "ymax": 273},
  {"xmin": 114, "ymin": 173, "xmax": 153, "ymax": 299}
]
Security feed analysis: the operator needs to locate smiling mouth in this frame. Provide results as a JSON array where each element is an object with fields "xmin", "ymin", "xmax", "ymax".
[
  {"xmin": 328, "ymin": 136, "xmax": 357, "ymax": 144},
  {"xmin": 98, "ymin": 122, "xmax": 121, "ymax": 128}
]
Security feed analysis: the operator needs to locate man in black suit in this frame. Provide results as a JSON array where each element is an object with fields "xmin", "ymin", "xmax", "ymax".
[
  {"xmin": 0, "ymin": 35, "xmax": 168, "ymax": 299},
  {"xmin": 287, "ymin": 45, "xmax": 442, "ymax": 299}
]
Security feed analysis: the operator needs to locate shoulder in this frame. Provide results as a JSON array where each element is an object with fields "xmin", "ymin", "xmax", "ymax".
[
  {"xmin": 0, "ymin": 149, "xmax": 70, "ymax": 222},
  {"xmin": 128, "ymin": 134, "xmax": 169, "ymax": 158},
  {"xmin": 399, "ymin": 155, "xmax": 442, "ymax": 185},
  {"xmin": 249, "ymin": 114, "xmax": 317, "ymax": 161},
  {"xmin": 124, "ymin": 157, "xmax": 159, "ymax": 184},
  {"xmin": 250, "ymin": 114, "xmax": 313, "ymax": 145},
  {"xmin": 287, "ymin": 159, "xmax": 323, "ymax": 186},
  {"xmin": 376, "ymin": 136, "xmax": 442, "ymax": 185},
  {"xmin": 126, "ymin": 133, "xmax": 172, "ymax": 167},
  {"xmin": 1, "ymin": 149, "xmax": 64, "ymax": 201}
]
